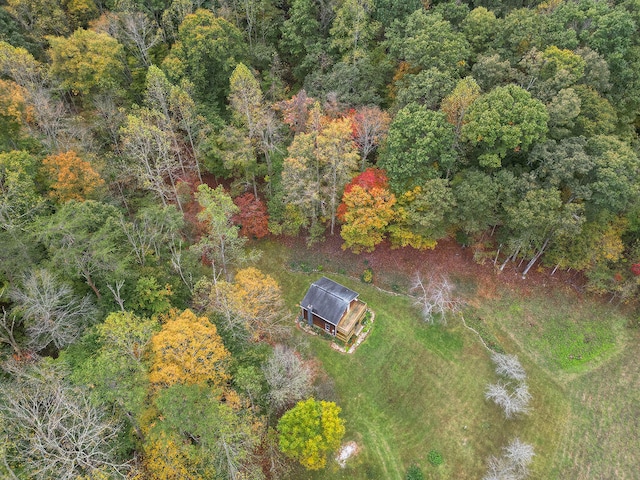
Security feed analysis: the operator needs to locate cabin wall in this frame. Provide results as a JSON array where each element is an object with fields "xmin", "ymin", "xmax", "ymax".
[
  {"xmin": 300, "ymin": 307, "xmax": 340, "ymax": 336},
  {"xmin": 312, "ymin": 314, "xmax": 335, "ymax": 336}
]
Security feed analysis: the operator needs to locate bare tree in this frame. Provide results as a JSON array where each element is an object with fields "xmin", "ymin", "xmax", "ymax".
[
  {"xmin": 0, "ymin": 42, "xmax": 72, "ymax": 150},
  {"xmin": 483, "ymin": 438, "xmax": 535, "ymax": 480},
  {"xmin": 0, "ymin": 361, "xmax": 129, "ymax": 479},
  {"xmin": 93, "ymin": 93, "xmax": 126, "ymax": 150},
  {"xmin": 106, "ymin": 280, "xmax": 126, "ymax": 311},
  {"xmin": 26, "ymin": 86, "xmax": 69, "ymax": 150},
  {"xmin": 486, "ymin": 352, "xmax": 531, "ymax": 419},
  {"xmin": 0, "ymin": 308, "xmax": 21, "ymax": 355},
  {"xmin": 9, "ymin": 269, "xmax": 96, "ymax": 352},
  {"xmin": 352, "ymin": 105, "xmax": 390, "ymax": 171},
  {"xmin": 484, "ymin": 381, "xmax": 532, "ymax": 419},
  {"xmin": 120, "ymin": 110, "xmax": 183, "ymax": 210},
  {"xmin": 120, "ymin": 11, "xmax": 161, "ymax": 67},
  {"xmin": 118, "ymin": 204, "xmax": 184, "ymax": 267},
  {"xmin": 504, "ymin": 438, "xmax": 535, "ymax": 472},
  {"xmin": 410, "ymin": 272, "xmax": 462, "ymax": 325},
  {"xmin": 169, "ymin": 237, "xmax": 195, "ymax": 292},
  {"xmin": 263, "ymin": 345, "xmax": 313, "ymax": 412},
  {"xmin": 491, "ymin": 352, "xmax": 527, "ymax": 382}
]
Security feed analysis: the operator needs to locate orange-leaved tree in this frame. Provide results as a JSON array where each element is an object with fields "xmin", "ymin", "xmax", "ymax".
[
  {"xmin": 43, "ymin": 150, "xmax": 104, "ymax": 202},
  {"xmin": 0, "ymin": 79, "xmax": 33, "ymax": 146},
  {"xmin": 338, "ymin": 168, "xmax": 396, "ymax": 253}
]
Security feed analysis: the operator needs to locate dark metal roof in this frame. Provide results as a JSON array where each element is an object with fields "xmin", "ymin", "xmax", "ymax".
[{"xmin": 300, "ymin": 277, "xmax": 359, "ymax": 326}]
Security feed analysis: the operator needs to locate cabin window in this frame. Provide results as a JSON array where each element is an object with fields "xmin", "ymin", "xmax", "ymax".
[{"xmin": 325, "ymin": 323, "xmax": 332, "ymax": 334}]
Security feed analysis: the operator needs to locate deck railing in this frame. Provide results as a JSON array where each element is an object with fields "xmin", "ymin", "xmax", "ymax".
[{"xmin": 336, "ymin": 301, "xmax": 367, "ymax": 342}]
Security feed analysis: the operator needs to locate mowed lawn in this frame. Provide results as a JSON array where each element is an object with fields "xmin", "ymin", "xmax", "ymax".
[
  {"xmin": 254, "ymin": 240, "xmax": 636, "ymax": 479},
  {"xmin": 474, "ymin": 293, "xmax": 639, "ymax": 479}
]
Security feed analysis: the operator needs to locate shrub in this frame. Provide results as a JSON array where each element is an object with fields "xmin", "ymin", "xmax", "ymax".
[
  {"xmin": 455, "ymin": 230, "xmax": 469, "ymax": 247},
  {"xmin": 232, "ymin": 192, "xmax": 269, "ymax": 239},
  {"xmin": 278, "ymin": 398, "xmax": 345, "ymax": 470},
  {"xmin": 405, "ymin": 464, "xmax": 424, "ymax": 480},
  {"xmin": 361, "ymin": 268, "xmax": 373, "ymax": 283},
  {"xmin": 428, "ymin": 449, "xmax": 443, "ymax": 466}
]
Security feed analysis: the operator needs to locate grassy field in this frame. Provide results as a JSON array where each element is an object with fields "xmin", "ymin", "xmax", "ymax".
[
  {"xmin": 474, "ymin": 293, "xmax": 639, "ymax": 479},
  {"xmin": 253, "ymin": 239, "xmax": 637, "ymax": 479}
]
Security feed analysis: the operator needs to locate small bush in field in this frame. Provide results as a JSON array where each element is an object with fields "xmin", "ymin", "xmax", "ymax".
[
  {"xmin": 405, "ymin": 464, "xmax": 424, "ymax": 480},
  {"xmin": 428, "ymin": 449, "xmax": 443, "ymax": 466}
]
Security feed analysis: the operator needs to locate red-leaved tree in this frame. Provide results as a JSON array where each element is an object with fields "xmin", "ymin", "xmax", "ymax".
[
  {"xmin": 347, "ymin": 106, "xmax": 391, "ymax": 171},
  {"xmin": 337, "ymin": 167, "xmax": 390, "ymax": 220},
  {"xmin": 275, "ymin": 89, "xmax": 314, "ymax": 134},
  {"xmin": 232, "ymin": 193, "xmax": 269, "ymax": 239}
]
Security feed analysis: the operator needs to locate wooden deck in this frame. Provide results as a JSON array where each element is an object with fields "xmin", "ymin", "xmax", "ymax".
[{"xmin": 336, "ymin": 301, "xmax": 367, "ymax": 342}]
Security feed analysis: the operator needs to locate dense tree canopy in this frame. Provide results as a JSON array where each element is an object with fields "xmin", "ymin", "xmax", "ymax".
[
  {"xmin": 48, "ymin": 28, "xmax": 125, "ymax": 100},
  {"xmin": 379, "ymin": 104, "xmax": 456, "ymax": 191},
  {"xmin": 0, "ymin": 0, "xmax": 639, "ymax": 475},
  {"xmin": 462, "ymin": 84, "xmax": 549, "ymax": 169},
  {"xmin": 162, "ymin": 9, "xmax": 248, "ymax": 109}
]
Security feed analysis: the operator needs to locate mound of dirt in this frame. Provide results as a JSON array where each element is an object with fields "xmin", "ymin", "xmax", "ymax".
[{"xmin": 336, "ymin": 441, "xmax": 359, "ymax": 468}]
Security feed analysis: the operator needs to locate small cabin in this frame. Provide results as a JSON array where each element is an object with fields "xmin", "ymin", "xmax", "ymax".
[{"xmin": 300, "ymin": 277, "xmax": 367, "ymax": 343}]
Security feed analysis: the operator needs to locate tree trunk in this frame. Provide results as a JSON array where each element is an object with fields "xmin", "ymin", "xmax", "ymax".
[
  {"xmin": 500, "ymin": 246, "xmax": 520, "ymax": 272},
  {"xmin": 166, "ymin": 168, "xmax": 183, "ymax": 212},
  {"xmin": 84, "ymin": 274, "xmax": 101, "ymax": 300},
  {"xmin": 522, "ymin": 237, "xmax": 550, "ymax": 277},
  {"xmin": 186, "ymin": 129, "xmax": 203, "ymax": 182}
]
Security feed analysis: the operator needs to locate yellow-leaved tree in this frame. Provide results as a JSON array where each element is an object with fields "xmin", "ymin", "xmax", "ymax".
[
  {"xmin": 340, "ymin": 184, "xmax": 396, "ymax": 253},
  {"xmin": 195, "ymin": 267, "xmax": 290, "ymax": 343},
  {"xmin": 278, "ymin": 397, "xmax": 346, "ymax": 470},
  {"xmin": 142, "ymin": 431, "xmax": 210, "ymax": 480},
  {"xmin": 229, "ymin": 267, "xmax": 289, "ymax": 342},
  {"xmin": 148, "ymin": 309, "xmax": 230, "ymax": 389}
]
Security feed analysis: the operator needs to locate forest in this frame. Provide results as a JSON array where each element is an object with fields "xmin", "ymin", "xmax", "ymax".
[{"xmin": 0, "ymin": 0, "xmax": 639, "ymax": 478}]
